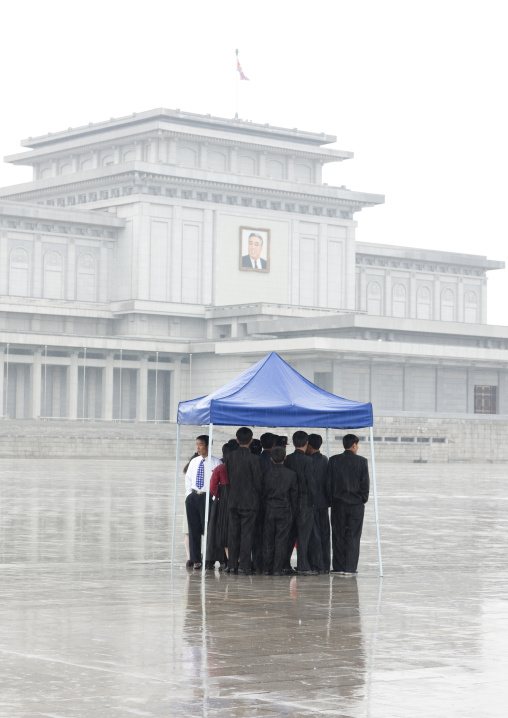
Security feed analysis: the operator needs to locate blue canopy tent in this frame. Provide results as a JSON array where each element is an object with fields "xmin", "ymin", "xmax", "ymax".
[{"xmin": 172, "ymin": 352, "xmax": 382, "ymax": 576}]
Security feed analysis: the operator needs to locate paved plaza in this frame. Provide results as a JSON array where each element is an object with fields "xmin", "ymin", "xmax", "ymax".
[{"xmin": 0, "ymin": 457, "xmax": 507, "ymax": 717}]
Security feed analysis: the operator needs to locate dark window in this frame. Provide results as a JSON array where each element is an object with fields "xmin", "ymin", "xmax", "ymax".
[{"xmin": 474, "ymin": 385, "xmax": 497, "ymax": 414}]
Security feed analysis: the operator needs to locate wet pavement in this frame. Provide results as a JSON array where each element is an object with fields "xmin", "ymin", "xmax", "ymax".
[{"xmin": 0, "ymin": 459, "xmax": 507, "ymax": 717}]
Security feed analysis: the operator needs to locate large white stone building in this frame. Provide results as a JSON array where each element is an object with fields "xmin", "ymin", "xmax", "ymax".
[{"xmin": 0, "ymin": 107, "xmax": 505, "ymax": 423}]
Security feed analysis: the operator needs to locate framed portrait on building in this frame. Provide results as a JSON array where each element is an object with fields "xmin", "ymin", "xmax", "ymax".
[{"xmin": 239, "ymin": 227, "xmax": 270, "ymax": 272}]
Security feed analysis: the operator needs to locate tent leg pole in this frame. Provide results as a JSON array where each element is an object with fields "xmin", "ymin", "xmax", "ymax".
[
  {"xmin": 171, "ymin": 423, "xmax": 181, "ymax": 565},
  {"xmin": 202, "ymin": 422, "xmax": 214, "ymax": 578},
  {"xmin": 326, "ymin": 428, "xmax": 330, "ymax": 458},
  {"xmin": 369, "ymin": 426, "xmax": 383, "ymax": 577}
]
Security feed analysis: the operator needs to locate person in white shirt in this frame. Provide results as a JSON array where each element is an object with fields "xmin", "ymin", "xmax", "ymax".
[{"xmin": 185, "ymin": 435, "xmax": 221, "ymax": 570}]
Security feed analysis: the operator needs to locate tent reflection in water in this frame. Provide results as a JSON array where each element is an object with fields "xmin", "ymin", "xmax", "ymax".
[{"xmin": 172, "ymin": 352, "xmax": 382, "ymax": 576}]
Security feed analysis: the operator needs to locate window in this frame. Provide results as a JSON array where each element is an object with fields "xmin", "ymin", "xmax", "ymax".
[
  {"xmin": 241, "ymin": 198, "xmax": 252, "ymax": 207},
  {"xmin": 392, "ymin": 284, "xmax": 407, "ymax": 317},
  {"xmin": 43, "ymin": 251, "xmax": 63, "ymax": 299},
  {"xmin": 9, "ymin": 247, "xmax": 29, "ymax": 296},
  {"xmin": 441, "ymin": 288, "xmax": 455, "ymax": 321},
  {"xmin": 416, "ymin": 286, "xmax": 431, "ymax": 319},
  {"xmin": 197, "ymin": 192, "xmax": 208, "ymax": 201},
  {"xmin": 327, "ymin": 209, "xmax": 337, "ymax": 217},
  {"xmin": 464, "ymin": 290, "xmax": 478, "ymax": 323},
  {"xmin": 181, "ymin": 190, "xmax": 192, "ymax": 200},
  {"xmin": 475, "ymin": 385, "xmax": 497, "ymax": 414},
  {"xmin": 208, "ymin": 151, "xmax": 227, "ymax": 171},
  {"xmin": 76, "ymin": 252, "xmax": 97, "ymax": 302},
  {"xmin": 256, "ymin": 199, "xmax": 266, "ymax": 209},
  {"xmin": 212, "ymin": 194, "xmax": 222, "ymax": 203},
  {"xmin": 270, "ymin": 201, "xmax": 281, "ymax": 210},
  {"xmin": 367, "ymin": 281, "xmax": 382, "ymax": 316}
]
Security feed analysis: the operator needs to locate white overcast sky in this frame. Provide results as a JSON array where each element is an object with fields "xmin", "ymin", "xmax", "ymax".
[{"xmin": 1, "ymin": 0, "xmax": 507, "ymax": 324}]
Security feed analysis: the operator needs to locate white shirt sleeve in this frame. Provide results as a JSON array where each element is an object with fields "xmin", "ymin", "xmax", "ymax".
[{"xmin": 185, "ymin": 457, "xmax": 199, "ymax": 496}]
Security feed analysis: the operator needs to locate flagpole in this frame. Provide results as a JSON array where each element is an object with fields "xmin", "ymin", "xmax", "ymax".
[{"xmin": 235, "ymin": 48, "xmax": 239, "ymax": 118}]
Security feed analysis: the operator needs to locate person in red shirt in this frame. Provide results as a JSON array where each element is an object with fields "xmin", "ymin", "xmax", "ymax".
[{"xmin": 208, "ymin": 439, "xmax": 238, "ymax": 570}]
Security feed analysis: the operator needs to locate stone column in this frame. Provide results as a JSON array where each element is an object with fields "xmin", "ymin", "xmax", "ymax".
[
  {"xmin": 171, "ymin": 206, "xmax": 183, "ymax": 302},
  {"xmin": 66, "ymin": 240, "xmax": 76, "ymax": 300},
  {"xmin": 359, "ymin": 267, "xmax": 367, "ymax": 312},
  {"xmin": 0, "ymin": 234, "xmax": 8, "ymax": 295},
  {"xmin": 102, "ymin": 353, "xmax": 114, "ymax": 421},
  {"xmin": 15, "ymin": 364, "xmax": 25, "ymax": 418},
  {"xmin": 314, "ymin": 161, "xmax": 323, "ymax": 184},
  {"xmin": 457, "ymin": 278, "xmax": 464, "ymax": 322},
  {"xmin": 113, "ymin": 145, "xmax": 121, "ymax": 164},
  {"xmin": 31, "ymin": 350, "xmax": 42, "ymax": 419},
  {"xmin": 384, "ymin": 271, "xmax": 392, "ymax": 316},
  {"xmin": 168, "ymin": 138, "xmax": 177, "ymax": 164},
  {"xmin": 200, "ymin": 142, "xmax": 208, "ymax": 169},
  {"xmin": 466, "ymin": 368, "xmax": 476, "ymax": 414},
  {"xmin": 481, "ymin": 278, "xmax": 488, "ymax": 323},
  {"xmin": 290, "ymin": 219, "xmax": 300, "ymax": 305},
  {"xmin": 92, "ymin": 152, "xmax": 100, "ymax": 169},
  {"xmin": 229, "ymin": 146, "xmax": 238, "ymax": 173},
  {"xmin": 332, "ymin": 360, "xmax": 342, "ymax": 397},
  {"xmin": 135, "ymin": 141, "xmax": 143, "ymax": 161},
  {"xmin": 67, "ymin": 352, "xmax": 79, "ymax": 420},
  {"xmin": 258, "ymin": 151, "xmax": 266, "ymax": 176},
  {"xmin": 287, "ymin": 155, "xmax": 295, "ymax": 181},
  {"xmin": 410, "ymin": 272, "xmax": 417, "ymax": 319},
  {"xmin": 71, "ymin": 155, "xmax": 78, "ymax": 172},
  {"xmin": 51, "ymin": 159, "xmax": 58, "ymax": 177},
  {"xmin": 136, "ymin": 355, "xmax": 148, "ymax": 422},
  {"xmin": 0, "ymin": 347, "xmax": 4, "ymax": 417},
  {"xmin": 317, "ymin": 223, "xmax": 327, "ymax": 307},
  {"xmin": 169, "ymin": 357, "xmax": 182, "ymax": 422},
  {"xmin": 434, "ymin": 278, "xmax": 441, "ymax": 320},
  {"xmin": 33, "ymin": 236, "xmax": 42, "ymax": 297}
]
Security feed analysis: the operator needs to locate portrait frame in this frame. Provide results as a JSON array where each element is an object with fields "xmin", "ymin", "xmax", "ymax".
[{"xmin": 239, "ymin": 226, "xmax": 270, "ymax": 273}]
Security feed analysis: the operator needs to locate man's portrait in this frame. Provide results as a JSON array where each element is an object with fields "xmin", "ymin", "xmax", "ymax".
[{"xmin": 239, "ymin": 227, "xmax": 270, "ymax": 272}]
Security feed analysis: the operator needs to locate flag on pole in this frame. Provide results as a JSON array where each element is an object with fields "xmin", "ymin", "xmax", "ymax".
[{"xmin": 236, "ymin": 51, "xmax": 249, "ymax": 81}]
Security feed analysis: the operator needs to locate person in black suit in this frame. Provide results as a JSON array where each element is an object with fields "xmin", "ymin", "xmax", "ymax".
[
  {"xmin": 225, "ymin": 426, "xmax": 263, "ymax": 575},
  {"xmin": 285, "ymin": 430, "xmax": 317, "ymax": 575},
  {"xmin": 326, "ymin": 434, "xmax": 369, "ymax": 575},
  {"xmin": 262, "ymin": 446, "xmax": 298, "ymax": 575},
  {"xmin": 307, "ymin": 433, "xmax": 330, "ymax": 573},
  {"xmin": 241, "ymin": 232, "xmax": 267, "ymax": 270}
]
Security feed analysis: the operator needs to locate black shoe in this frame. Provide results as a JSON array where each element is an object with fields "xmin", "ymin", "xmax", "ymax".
[
  {"xmin": 263, "ymin": 571, "xmax": 272, "ymax": 576},
  {"xmin": 297, "ymin": 569, "xmax": 318, "ymax": 576},
  {"xmin": 283, "ymin": 567, "xmax": 297, "ymax": 575},
  {"xmin": 272, "ymin": 571, "xmax": 284, "ymax": 576},
  {"xmin": 185, "ymin": 560, "xmax": 194, "ymax": 568},
  {"xmin": 330, "ymin": 570, "xmax": 345, "ymax": 574},
  {"xmin": 237, "ymin": 568, "xmax": 254, "ymax": 575},
  {"xmin": 218, "ymin": 563, "xmax": 227, "ymax": 572},
  {"xmin": 193, "ymin": 562, "xmax": 202, "ymax": 570},
  {"xmin": 205, "ymin": 562, "xmax": 215, "ymax": 570}
]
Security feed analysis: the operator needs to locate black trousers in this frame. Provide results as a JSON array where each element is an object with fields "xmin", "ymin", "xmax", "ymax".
[
  {"xmin": 251, "ymin": 505, "xmax": 265, "ymax": 572},
  {"xmin": 287, "ymin": 503, "xmax": 314, "ymax": 572},
  {"xmin": 309, "ymin": 507, "xmax": 331, "ymax": 571},
  {"xmin": 185, "ymin": 492, "xmax": 209, "ymax": 563},
  {"xmin": 330, "ymin": 501, "xmax": 365, "ymax": 572},
  {"xmin": 228, "ymin": 508, "xmax": 258, "ymax": 571},
  {"xmin": 263, "ymin": 506, "xmax": 292, "ymax": 574}
]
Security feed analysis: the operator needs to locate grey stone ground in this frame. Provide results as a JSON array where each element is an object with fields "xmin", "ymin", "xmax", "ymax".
[{"xmin": 0, "ymin": 458, "xmax": 507, "ymax": 717}]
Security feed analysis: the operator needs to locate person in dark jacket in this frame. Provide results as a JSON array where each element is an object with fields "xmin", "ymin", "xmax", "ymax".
[
  {"xmin": 262, "ymin": 446, "xmax": 298, "ymax": 575},
  {"xmin": 285, "ymin": 430, "xmax": 317, "ymax": 575},
  {"xmin": 225, "ymin": 426, "xmax": 263, "ymax": 574},
  {"xmin": 307, "ymin": 433, "xmax": 330, "ymax": 573},
  {"xmin": 259, "ymin": 432, "xmax": 276, "ymax": 473},
  {"xmin": 326, "ymin": 434, "xmax": 369, "ymax": 575}
]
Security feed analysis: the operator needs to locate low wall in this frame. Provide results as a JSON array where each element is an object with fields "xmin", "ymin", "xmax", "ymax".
[{"xmin": 0, "ymin": 417, "xmax": 506, "ymax": 462}]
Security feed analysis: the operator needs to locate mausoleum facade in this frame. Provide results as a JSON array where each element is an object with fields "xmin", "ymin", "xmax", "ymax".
[{"xmin": 0, "ymin": 108, "xmax": 505, "ymax": 421}]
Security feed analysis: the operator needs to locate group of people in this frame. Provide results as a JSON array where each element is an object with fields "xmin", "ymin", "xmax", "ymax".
[{"xmin": 183, "ymin": 427, "xmax": 369, "ymax": 576}]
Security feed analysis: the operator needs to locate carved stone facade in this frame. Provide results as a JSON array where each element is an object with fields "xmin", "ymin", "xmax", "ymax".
[{"xmin": 0, "ymin": 108, "xmax": 505, "ymax": 421}]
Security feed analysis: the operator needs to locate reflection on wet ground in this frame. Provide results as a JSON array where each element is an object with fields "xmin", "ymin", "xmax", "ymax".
[{"xmin": 0, "ymin": 459, "xmax": 507, "ymax": 717}]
